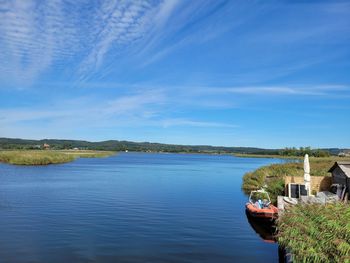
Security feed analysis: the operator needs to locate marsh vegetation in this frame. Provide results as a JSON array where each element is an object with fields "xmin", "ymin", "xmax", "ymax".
[
  {"xmin": 278, "ymin": 203, "xmax": 350, "ymax": 263},
  {"xmin": 0, "ymin": 150, "xmax": 116, "ymax": 165}
]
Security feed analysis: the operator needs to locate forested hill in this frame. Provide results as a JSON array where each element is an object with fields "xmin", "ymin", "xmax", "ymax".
[
  {"xmin": 0, "ymin": 137, "xmax": 278, "ymax": 154},
  {"xmin": 0, "ymin": 137, "xmax": 347, "ymax": 156}
]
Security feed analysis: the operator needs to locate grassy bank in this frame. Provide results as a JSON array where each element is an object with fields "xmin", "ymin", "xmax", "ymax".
[
  {"xmin": 278, "ymin": 203, "xmax": 350, "ymax": 262},
  {"xmin": 241, "ymin": 157, "xmax": 350, "ymax": 203},
  {"xmin": 0, "ymin": 150, "xmax": 116, "ymax": 165}
]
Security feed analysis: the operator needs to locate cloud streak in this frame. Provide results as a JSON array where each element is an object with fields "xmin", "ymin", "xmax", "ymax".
[
  {"xmin": 203, "ymin": 85, "xmax": 349, "ymax": 96},
  {"xmin": 0, "ymin": 89, "xmax": 237, "ymax": 133}
]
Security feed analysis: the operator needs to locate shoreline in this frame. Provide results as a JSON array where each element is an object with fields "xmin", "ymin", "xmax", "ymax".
[{"xmin": 233, "ymin": 153, "xmax": 301, "ymax": 159}]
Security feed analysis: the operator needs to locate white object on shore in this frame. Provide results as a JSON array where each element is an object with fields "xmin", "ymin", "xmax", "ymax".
[
  {"xmin": 283, "ymin": 196, "xmax": 298, "ymax": 205},
  {"xmin": 304, "ymin": 154, "xmax": 311, "ymax": 195}
]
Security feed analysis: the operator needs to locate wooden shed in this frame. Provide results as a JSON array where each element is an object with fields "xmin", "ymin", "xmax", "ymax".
[{"xmin": 328, "ymin": 161, "xmax": 350, "ymax": 198}]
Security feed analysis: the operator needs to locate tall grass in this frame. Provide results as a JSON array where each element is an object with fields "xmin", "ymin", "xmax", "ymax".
[
  {"xmin": 278, "ymin": 203, "xmax": 350, "ymax": 263},
  {"xmin": 242, "ymin": 162, "xmax": 301, "ymax": 203},
  {"xmin": 0, "ymin": 150, "xmax": 115, "ymax": 165}
]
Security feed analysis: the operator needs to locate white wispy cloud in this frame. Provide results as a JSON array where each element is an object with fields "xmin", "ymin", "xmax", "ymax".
[
  {"xmin": 0, "ymin": 86, "xmax": 239, "ymax": 136},
  {"xmin": 0, "ymin": 90, "xmax": 163, "ymax": 124},
  {"xmin": 104, "ymin": 90, "xmax": 166, "ymax": 116},
  {"xmin": 204, "ymin": 85, "xmax": 349, "ymax": 96},
  {"xmin": 137, "ymin": 0, "xmax": 249, "ymax": 67},
  {"xmin": 0, "ymin": 0, "xmax": 348, "ymax": 87},
  {"xmin": 0, "ymin": 0, "xmax": 81, "ymax": 85},
  {"xmin": 77, "ymin": 1, "xmax": 157, "ymax": 81},
  {"xmin": 160, "ymin": 118, "xmax": 237, "ymax": 128},
  {"xmin": 0, "ymin": 0, "xmax": 181, "ymax": 86}
]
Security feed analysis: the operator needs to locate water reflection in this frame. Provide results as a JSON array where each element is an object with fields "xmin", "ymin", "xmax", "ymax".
[{"xmin": 245, "ymin": 210, "xmax": 276, "ymax": 243}]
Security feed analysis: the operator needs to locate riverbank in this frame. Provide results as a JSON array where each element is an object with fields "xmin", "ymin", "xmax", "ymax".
[
  {"xmin": 241, "ymin": 156, "xmax": 350, "ymax": 204},
  {"xmin": 0, "ymin": 150, "xmax": 116, "ymax": 165}
]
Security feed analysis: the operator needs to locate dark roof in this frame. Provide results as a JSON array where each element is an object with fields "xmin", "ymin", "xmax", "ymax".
[
  {"xmin": 337, "ymin": 161, "xmax": 350, "ymax": 165},
  {"xmin": 328, "ymin": 161, "xmax": 350, "ymax": 177}
]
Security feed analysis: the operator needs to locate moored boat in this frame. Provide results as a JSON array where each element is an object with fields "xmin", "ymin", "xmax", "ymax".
[{"xmin": 245, "ymin": 189, "xmax": 278, "ymax": 220}]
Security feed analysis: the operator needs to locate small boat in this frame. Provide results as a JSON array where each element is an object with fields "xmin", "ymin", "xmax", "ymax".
[{"xmin": 246, "ymin": 189, "xmax": 278, "ymax": 220}]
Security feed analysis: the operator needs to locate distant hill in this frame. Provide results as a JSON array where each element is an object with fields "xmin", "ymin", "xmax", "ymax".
[
  {"xmin": 0, "ymin": 137, "xmax": 347, "ymax": 156},
  {"xmin": 0, "ymin": 137, "xmax": 279, "ymax": 154}
]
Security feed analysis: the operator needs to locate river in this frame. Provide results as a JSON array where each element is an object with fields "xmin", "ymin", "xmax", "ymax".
[{"xmin": 0, "ymin": 152, "xmax": 285, "ymax": 262}]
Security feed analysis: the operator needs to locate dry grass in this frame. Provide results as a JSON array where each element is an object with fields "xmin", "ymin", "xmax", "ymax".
[{"xmin": 0, "ymin": 150, "xmax": 116, "ymax": 165}]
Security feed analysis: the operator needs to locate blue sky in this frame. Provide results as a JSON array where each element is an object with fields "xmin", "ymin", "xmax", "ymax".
[{"xmin": 0, "ymin": 0, "xmax": 349, "ymax": 148}]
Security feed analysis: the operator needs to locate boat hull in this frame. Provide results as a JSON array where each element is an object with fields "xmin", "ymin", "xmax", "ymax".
[{"xmin": 245, "ymin": 203, "xmax": 278, "ymax": 220}]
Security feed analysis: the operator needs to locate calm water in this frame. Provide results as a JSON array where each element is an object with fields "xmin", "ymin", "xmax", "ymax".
[{"xmin": 0, "ymin": 153, "xmax": 284, "ymax": 262}]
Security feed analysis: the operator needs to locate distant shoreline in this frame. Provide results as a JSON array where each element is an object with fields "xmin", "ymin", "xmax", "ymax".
[
  {"xmin": 0, "ymin": 150, "xmax": 297, "ymax": 166},
  {"xmin": 233, "ymin": 153, "xmax": 301, "ymax": 159},
  {"xmin": 0, "ymin": 149, "xmax": 341, "ymax": 166},
  {"xmin": 2, "ymin": 137, "xmax": 347, "ymax": 156}
]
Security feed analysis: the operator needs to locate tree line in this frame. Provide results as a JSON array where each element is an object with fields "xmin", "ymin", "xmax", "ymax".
[
  {"xmin": 0, "ymin": 138, "xmax": 342, "ymax": 156},
  {"xmin": 279, "ymin": 147, "xmax": 330, "ymax": 157}
]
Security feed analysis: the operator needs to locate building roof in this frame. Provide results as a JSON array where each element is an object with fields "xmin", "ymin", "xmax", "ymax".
[{"xmin": 328, "ymin": 162, "xmax": 350, "ymax": 177}]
